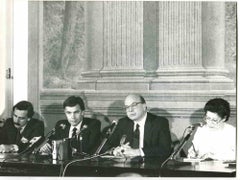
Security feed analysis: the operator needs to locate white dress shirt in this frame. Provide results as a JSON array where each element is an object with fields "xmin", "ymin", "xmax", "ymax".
[
  {"xmin": 68, "ymin": 121, "xmax": 82, "ymax": 138},
  {"xmin": 188, "ymin": 123, "xmax": 236, "ymax": 160},
  {"xmin": 134, "ymin": 112, "xmax": 147, "ymax": 156}
]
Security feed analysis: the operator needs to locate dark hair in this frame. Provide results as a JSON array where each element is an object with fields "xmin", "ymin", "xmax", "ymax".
[
  {"xmin": 139, "ymin": 95, "xmax": 146, "ymax": 104},
  {"xmin": 12, "ymin": 101, "xmax": 34, "ymax": 118},
  {"xmin": 204, "ymin": 98, "xmax": 230, "ymax": 122},
  {"xmin": 63, "ymin": 96, "xmax": 85, "ymax": 111}
]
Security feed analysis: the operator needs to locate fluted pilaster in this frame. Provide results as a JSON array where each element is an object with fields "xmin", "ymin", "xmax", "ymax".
[
  {"xmin": 158, "ymin": 1, "xmax": 202, "ymax": 70},
  {"xmin": 100, "ymin": 1, "xmax": 144, "ymax": 77},
  {"xmin": 152, "ymin": 1, "xmax": 234, "ymax": 91}
]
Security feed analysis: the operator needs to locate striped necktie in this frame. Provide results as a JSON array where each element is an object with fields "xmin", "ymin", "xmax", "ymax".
[
  {"xmin": 131, "ymin": 124, "xmax": 140, "ymax": 149},
  {"xmin": 71, "ymin": 127, "xmax": 77, "ymax": 139},
  {"xmin": 15, "ymin": 128, "xmax": 22, "ymax": 144}
]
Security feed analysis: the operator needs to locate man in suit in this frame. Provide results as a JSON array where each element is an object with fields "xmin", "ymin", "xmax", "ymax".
[
  {"xmin": 104, "ymin": 94, "xmax": 172, "ymax": 159},
  {"xmin": 0, "ymin": 101, "xmax": 44, "ymax": 153},
  {"xmin": 40, "ymin": 96, "xmax": 101, "ymax": 155}
]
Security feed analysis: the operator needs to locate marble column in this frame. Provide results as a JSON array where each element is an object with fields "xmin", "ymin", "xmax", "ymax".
[
  {"xmin": 202, "ymin": 2, "xmax": 226, "ymax": 74},
  {"xmin": 81, "ymin": 1, "xmax": 103, "ymax": 78},
  {"xmin": 202, "ymin": 2, "xmax": 234, "ymax": 88},
  {"xmin": 78, "ymin": 2, "xmax": 104, "ymax": 90}
]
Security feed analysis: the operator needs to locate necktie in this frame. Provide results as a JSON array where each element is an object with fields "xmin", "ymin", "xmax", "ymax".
[
  {"xmin": 15, "ymin": 129, "xmax": 22, "ymax": 144},
  {"xmin": 132, "ymin": 124, "xmax": 140, "ymax": 149},
  {"xmin": 71, "ymin": 127, "xmax": 78, "ymax": 149},
  {"xmin": 71, "ymin": 127, "xmax": 77, "ymax": 139}
]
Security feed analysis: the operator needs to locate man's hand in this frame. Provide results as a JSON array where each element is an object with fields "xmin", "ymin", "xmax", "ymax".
[
  {"xmin": 113, "ymin": 142, "xmax": 141, "ymax": 157},
  {"xmin": 122, "ymin": 145, "xmax": 141, "ymax": 157},
  {"xmin": 0, "ymin": 144, "xmax": 19, "ymax": 153},
  {"xmin": 113, "ymin": 146, "xmax": 125, "ymax": 157}
]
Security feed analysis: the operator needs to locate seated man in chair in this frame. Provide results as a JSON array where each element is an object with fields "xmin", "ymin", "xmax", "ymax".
[
  {"xmin": 103, "ymin": 94, "xmax": 172, "ymax": 159},
  {"xmin": 0, "ymin": 101, "xmax": 44, "ymax": 153}
]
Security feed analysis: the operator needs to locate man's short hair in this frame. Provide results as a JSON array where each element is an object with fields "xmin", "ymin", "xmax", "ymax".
[
  {"xmin": 63, "ymin": 96, "xmax": 85, "ymax": 111},
  {"xmin": 139, "ymin": 95, "xmax": 146, "ymax": 104},
  {"xmin": 12, "ymin": 101, "xmax": 34, "ymax": 118},
  {"xmin": 204, "ymin": 98, "xmax": 230, "ymax": 122}
]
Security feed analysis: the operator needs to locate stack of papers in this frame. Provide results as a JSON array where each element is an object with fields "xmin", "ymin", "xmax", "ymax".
[{"xmin": 182, "ymin": 158, "xmax": 204, "ymax": 162}]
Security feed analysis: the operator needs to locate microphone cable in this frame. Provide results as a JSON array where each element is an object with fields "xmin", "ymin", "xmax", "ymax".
[{"xmin": 60, "ymin": 152, "xmax": 108, "ymax": 177}]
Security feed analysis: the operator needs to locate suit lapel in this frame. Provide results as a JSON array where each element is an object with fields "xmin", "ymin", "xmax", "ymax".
[
  {"xmin": 80, "ymin": 119, "xmax": 86, "ymax": 129},
  {"xmin": 8, "ymin": 119, "xmax": 22, "ymax": 143},
  {"xmin": 64, "ymin": 123, "xmax": 71, "ymax": 138},
  {"xmin": 8, "ymin": 127, "xmax": 18, "ymax": 143},
  {"xmin": 21, "ymin": 119, "xmax": 32, "ymax": 138},
  {"xmin": 126, "ymin": 119, "xmax": 134, "ymax": 144},
  {"xmin": 58, "ymin": 121, "xmax": 70, "ymax": 139},
  {"xmin": 144, "ymin": 113, "xmax": 153, "ymax": 146}
]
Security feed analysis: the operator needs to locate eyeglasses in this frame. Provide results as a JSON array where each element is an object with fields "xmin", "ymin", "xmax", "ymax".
[
  {"xmin": 13, "ymin": 114, "xmax": 28, "ymax": 121},
  {"xmin": 124, "ymin": 102, "xmax": 142, "ymax": 111},
  {"xmin": 204, "ymin": 115, "xmax": 221, "ymax": 124}
]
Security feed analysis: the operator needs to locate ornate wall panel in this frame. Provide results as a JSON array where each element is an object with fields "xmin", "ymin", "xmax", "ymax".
[{"xmin": 27, "ymin": 1, "xmax": 236, "ymax": 140}]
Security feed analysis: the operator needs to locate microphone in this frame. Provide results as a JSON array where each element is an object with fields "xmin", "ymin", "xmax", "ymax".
[
  {"xmin": 28, "ymin": 136, "xmax": 43, "ymax": 148},
  {"xmin": 16, "ymin": 136, "xmax": 45, "ymax": 156},
  {"xmin": 168, "ymin": 122, "xmax": 204, "ymax": 160},
  {"xmin": 106, "ymin": 120, "xmax": 118, "ymax": 135},
  {"xmin": 19, "ymin": 125, "xmax": 61, "ymax": 155},
  {"xmin": 188, "ymin": 121, "xmax": 206, "ymax": 129},
  {"xmin": 120, "ymin": 134, "xmax": 127, "ymax": 146},
  {"xmin": 59, "ymin": 123, "xmax": 67, "ymax": 130},
  {"xmin": 32, "ymin": 127, "xmax": 56, "ymax": 154},
  {"xmin": 109, "ymin": 120, "xmax": 118, "ymax": 129}
]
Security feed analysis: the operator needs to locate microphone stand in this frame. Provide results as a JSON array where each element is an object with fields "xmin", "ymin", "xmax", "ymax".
[
  {"xmin": 32, "ymin": 128, "xmax": 56, "ymax": 154},
  {"xmin": 94, "ymin": 136, "xmax": 109, "ymax": 156},
  {"xmin": 161, "ymin": 126, "xmax": 196, "ymax": 168},
  {"xmin": 94, "ymin": 124, "xmax": 117, "ymax": 155},
  {"xmin": 169, "ymin": 128, "xmax": 193, "ymax": 160}
]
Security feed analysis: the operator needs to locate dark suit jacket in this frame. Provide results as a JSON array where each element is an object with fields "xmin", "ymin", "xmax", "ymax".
[
  {"xmin": 51, "ymin": 118, "xmax": 101, "ymax": 155},
  {"xmin": 104, "ymin": 112, "xmax": 172, "ymax": 158},
  {"xmin": 0, "ymin": 118, "xmax": 44, "ymax": 152}
]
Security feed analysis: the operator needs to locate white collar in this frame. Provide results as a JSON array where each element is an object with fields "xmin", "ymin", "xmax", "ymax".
[
  {"xmin": 134, "ymin": 112, "xmax": 147, "ymax": 129},
  {"xmin": 70, "ymin": 121, "xmax": 82, "ymax": 135},
  {"xmin": 19, "ymin": 124, "xmax": 27, "ymax": 134}
]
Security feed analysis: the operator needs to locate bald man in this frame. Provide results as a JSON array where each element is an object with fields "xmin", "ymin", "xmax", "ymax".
[{"xmin": 103, "ymin": 94, "xmax": 172, "ymax": 159}]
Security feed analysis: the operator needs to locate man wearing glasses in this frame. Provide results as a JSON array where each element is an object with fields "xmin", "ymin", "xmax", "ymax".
[
  {"xmin": 0, "ymin": 101, "xmax": 44, "ymax": 153},
  {"xmin": 104, "ymin": 94, "xmax": 172, "ymax": 159}
]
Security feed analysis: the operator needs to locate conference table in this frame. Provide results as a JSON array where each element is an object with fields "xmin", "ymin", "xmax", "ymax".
[{"xmin": 0, "ymin": 153, "xmax": 236, "ymax": 177}]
